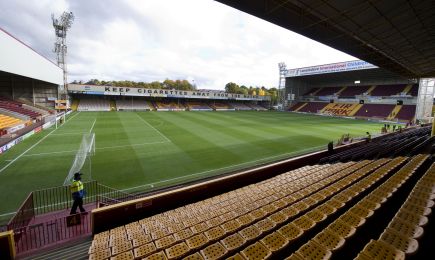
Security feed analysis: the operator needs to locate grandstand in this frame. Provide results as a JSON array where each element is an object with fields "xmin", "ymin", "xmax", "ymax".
[
  {"xmin": 116, "ymin": 99, "xmax": 153, "ymax": 111},
  {"xmin": 77, "ymin": 98, "xmax": 111, "ymax": 111},
  {"xmin": 1, "ymin": 1, "xmax": 435, "ymax": 259},
  {"xmin": 185, "ymin": 101, "xmax": 213, "ymax": 111}
]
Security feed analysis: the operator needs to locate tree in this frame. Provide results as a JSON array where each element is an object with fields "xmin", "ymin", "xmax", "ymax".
[{"xmin": 225, "ymin": 82, "xmax": 239, "ymax": 93}]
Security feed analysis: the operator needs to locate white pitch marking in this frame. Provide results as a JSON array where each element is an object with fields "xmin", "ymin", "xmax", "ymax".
[
  {"xmin": 89, "ymin": 118, "xmax": 96, "ymax": 133},
  {"xmin": 135, "ymin": 112, "xmax": 171, "ymax": 143},
  {"xmin": 23, "ymin": 141, "xmax": 170, "ymax": 157},
  {"xmin": 121, "ymin": 144, "xmax": 326, "ymax": 192},
  {"xmin": 95, "ymin": 141, "xmax": 169, "ymax": 150},
  {"xmin": 0, "ymin": 112, "xmax": 82, "ymax": 174}
]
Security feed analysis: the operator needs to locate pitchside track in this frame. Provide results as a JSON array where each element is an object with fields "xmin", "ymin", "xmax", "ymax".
[{"xmin": 0, "ymin": 111, "xmax": 383, "ymax": 221}]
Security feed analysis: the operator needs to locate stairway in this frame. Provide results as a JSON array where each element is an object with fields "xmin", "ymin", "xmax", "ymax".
[
  {"xmin": 294, "ymin": 103, "xmax": 307, "ymax": 112},
  {"xmin": 110, "ymin": 100, "xmax": 117, "ymax": 111},
  {"xmin": 366, "ymin": 85, "xmax": 376, "ymax": 95},
  {"xmin": 71, "ymin": 100, "xmax": 79, "ymax": 111},
  {"xmin": 348, "ymin": 103, "xmax": 364, "ymax": 116},
  {"xmin": 387, "ymin": 105, "xmax": 402, "ymax": 120},
  {"xmin": 402, "ymin": 84, "xmax": 413, "ymax": 94},
  {"xmin": 335, "ymin": 86, "xmax": 347, "ymax": 95},
  {"xmin": 21, "ymin": 238, "xmax": 92, "ymax": 260}
]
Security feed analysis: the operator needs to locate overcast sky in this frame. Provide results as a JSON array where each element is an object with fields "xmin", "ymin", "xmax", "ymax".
[{"xmin": 0, "ymin": 0, "xmax": 355, "ymax": 90}]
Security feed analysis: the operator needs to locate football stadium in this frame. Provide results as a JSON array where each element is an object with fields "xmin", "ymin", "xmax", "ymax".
[{"xmin": 0, "ymin": 1, "xmax": 435, "ymax": 259}]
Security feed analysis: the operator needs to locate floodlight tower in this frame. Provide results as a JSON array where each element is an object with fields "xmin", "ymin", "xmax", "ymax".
[
  {"xmin": 52, "ymin": 11, "xmax": 74, "ymax": 91},
  {"xmin": 278, "ymin": 62, "xmax": 287, "ymax": 110}
]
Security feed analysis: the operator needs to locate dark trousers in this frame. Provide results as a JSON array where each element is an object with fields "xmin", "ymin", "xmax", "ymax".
[{"xmin": 70, "ymin": 197, "xmax": 85, "ymax": 214}]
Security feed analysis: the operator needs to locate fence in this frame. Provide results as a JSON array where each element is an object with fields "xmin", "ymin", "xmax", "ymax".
[
  {"xmin": 6, "ymin": 180, "xmax": 142, "ymax": 255},
  {"xmin": 14, "ymin": 213, "xmax": 92, "ymax": 253}
]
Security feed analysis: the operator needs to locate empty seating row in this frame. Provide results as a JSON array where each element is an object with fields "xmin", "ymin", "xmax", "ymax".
[
  {"xmin": 90, "ymin": 157, "xmax": 407, "ymax": 259},
  {"xmin": 89, "ymin": 162, "xmax": 363, "ymax": 259},
  {"xmin": 355, "ymin": 161, "xmax": 435, "ymax": 259},
  {"xmin": 116, "ymin": 100, "xmax": 153, "ymax": 111},
  {"xmin": 229, "ymin": 103, "xmax": 253, "ymax": 111},
  {"xmin": 248, "ymin": 104, "xmax": 267, "ymax": 111},
  {"xmin": 0, "ymin": 114, "xmax": 22, "ymax": 129},
  {"xmin": 155, "ymin": 101, "xmax": 185, "ymax": 111},
  {"xmin": 185, "ymin": 102, "xmax": 212, "ymax": 111},
  {"xmin": 77, "ymin": 99, "xmax": 111, "ymax": 111},
  {"xmin": 0, "ymin": 96, "xmax": 41, "ymax": 118},
  {"xmin": 242, "ymin": 156, "xmax": 408, "ymax": 259},
  {"xmin": 303, "ymin": 84, "xmax": 417, "ymax": 97},
  {"xmin": 320, "ymin": 126, "xmax": 431, "ymax": 163},
  {"xmin": 212, "ymin": 103, "xmax": 234, "ymax": 111},
  {"xmin": 288, "ymin": 154, "xmax": 428, "ymax": 259}
]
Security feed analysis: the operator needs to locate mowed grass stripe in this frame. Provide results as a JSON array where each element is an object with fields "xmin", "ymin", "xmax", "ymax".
[{"xmin": 0, "ymin": 111, "xmax": 385, "ymax": 218}]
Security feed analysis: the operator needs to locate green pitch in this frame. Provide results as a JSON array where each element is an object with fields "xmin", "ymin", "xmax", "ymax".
[{"xmin": 0, "ymin": 111, "xmax": 383, "ymax": 220}]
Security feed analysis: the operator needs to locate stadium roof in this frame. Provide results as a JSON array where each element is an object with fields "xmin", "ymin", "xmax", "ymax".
[
  {"xmin": 215, "ymin": 0, "xmax": 435, "ymax": 78},
  {"xmin": 0, "ymin": 27, "xmax": 63, "ymax": 85}
]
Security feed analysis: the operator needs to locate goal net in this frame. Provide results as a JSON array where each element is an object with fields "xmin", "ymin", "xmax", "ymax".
[{"xmin": 63, "ymin": 133, "xmax": 96, "ymax": 186}]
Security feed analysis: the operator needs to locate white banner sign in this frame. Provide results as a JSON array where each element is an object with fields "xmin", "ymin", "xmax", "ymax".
[
  {"xmin": 286, "ymin": 60, "xmax": 377, "ymax": 77},
  {"xmin": 68, "ymin": 84, "xmax": 271, "ymax": 101}
]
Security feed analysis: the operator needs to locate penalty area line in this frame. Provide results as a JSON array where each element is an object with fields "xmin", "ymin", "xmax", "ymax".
[
  {"xmin": 0, "ymin": 111, "xmax": 82, "ymax": 174},
  {"xmin": 134, "ymin": 113, "xmax": 171, "ymax": 143}
]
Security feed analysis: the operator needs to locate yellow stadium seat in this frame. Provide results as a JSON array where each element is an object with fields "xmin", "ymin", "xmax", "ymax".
[
  {"xmin": 200, "ymin": 242, "xmax": 228, "ymax": 260},
  {"xmin": 111, "ymin": 240, "xmax": 132, "ymax": 256},
  {"xmin": 165, "ymin": 242, "xmax": 190, "ymax": 259},
  {"xmin": 192, "ymin": 222, "xmax": 210, "ymax": 234},
  {"xmin": 155, "ymin": 235, "xmax": 177, "ymax": 250},
  {"xmin": 277, "ymin": 223, "xmax": 303, "ymax": 242},
  {"xmin": 89, "ymin": 248, "xmax": 111, "ymax": 260},
  {"xmin": 134, "ymin": 242, "xmax": 157, "ymax": 259},
  {"xmin": 387, "ymin": 218, "xmax": 424, "ymax": 239},
  {"xmin": 241, "ymin": 241, "xmax": 272, "ymax": 260},
  {"xmin": 293, "ymin": 201, "xmax": 309, "ymax": 212},
  {"xmin": 110, "ymin": 250, "xmax": 134, "ymax": 260},
  {"xmin": 204, "ymin": 226, "xmax": 226, "ymax": 242},
  {"xmin": 396, "ymin": 210, "xmax": 428, "ymax": 226},
  {"xmin": 357, "ymin": 199, "xmax": 381, "ymax": 211},
  {"xmin": 236, "ymin": 214, "xmax": 255, "ymax": 227},
  {"xmin": 313, "ymin": 230, "xmax": 345, "ymax": 251},
  {"xmin": 348, "ymin": 205, "xmax": 374, "ymax": 219},
  {"xmin": 183, "ymin": 252, "xmax": 205, "ymax": 260},
  {"xmin": 249, "ymin": 209, "xmax": 267, "ymax": 221},
  {"xmin": 406, "ymin": 196, "xmax": 435, "ymax": 208},
  {"xmin": 260, "ymin": 232, "xmax": 289, "ymax": 253},
  {"xmin": 338, "ymin": 212, "xmax": 365, "ymax": 227},
  {"xmin": 293, "ymin": 216, "xmax": 316, "ymax": 231},
  {"xmin": 380, "ymin": 229, "xmax": 419, "ymax": 254},
  {"xmin": 401, "ymin": 203, "xmax": 431, "ymax": 216},
  {"xmin": 173, "ymin": 228, "xmax": 194, "ymax": 241},
  {"xmin": 306, "ymin": 209, "xmax": 327, "ymax": 223},
  {"xmin": 186, "ymin": 233, "xmax": 209, "ymax": 250},
  {"xmin": 239, "ymin": 225, "xmax": 262, "ymax": 242},
  {"xmin": 325, "ymin": 220, "xmax": 356, "ymax": 239},
  {"xmin": 280, "ymin": 206, "xmax": 299, "ymax": 219},
  {"xmin": 255, "ymin": 218, "xmax": 276, "ymax": 233},
  {"xmin": 143, "ymin": 250, "xmax": 168, "ymax": 260},
  {"xmin": 220, "ymin": 233, "xmax": 246, "ymax": 252},
  {"xmin": 225, "ymin": 253, "xmax": 245, "ymax": 260},
  {"xmin": 324, "ymin": 199, "xmax": 345, "ymax": 210},
  {"xmin": 221, "ymin": 219, "xmax": 242, "ymax": 233},
  {"xmin": 356, "ymin": 240, "xmax": 405, "ymax": 260},
  {"xmin": 295, "ymin": 240, "xmax": 331, "ymax": 260},
  {"xmin": 316, "ymin": 203, "xmax": 336, "ymax": 216},
  {"xmin": 89, "ymin": 242, "xmax": 109, "ymax": 254},
  {"xmin": 269, "ymin": 211, "xmax": 288, "ymax": 225}
]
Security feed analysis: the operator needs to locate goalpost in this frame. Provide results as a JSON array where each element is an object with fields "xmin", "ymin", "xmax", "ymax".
[{"xmin": 63, "ymin": 132, "xmax": 96, "ymax": 186}]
